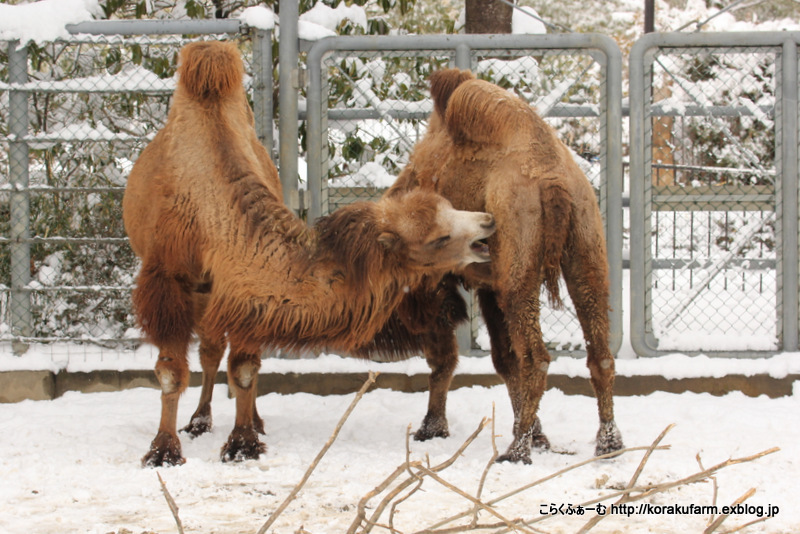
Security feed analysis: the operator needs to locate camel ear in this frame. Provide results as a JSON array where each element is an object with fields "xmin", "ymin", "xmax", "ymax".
[{"xmin": 378, "ymin": 231, "xmax": 400, "ymax": 251}]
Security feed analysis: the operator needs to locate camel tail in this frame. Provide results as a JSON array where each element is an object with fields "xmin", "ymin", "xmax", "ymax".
[
  {"xmin": 132, "ymin": 262, "xmax": 195, "ymax": 347},
  {"xmin": 178, "ymin": 41, "xmax": 243, "ymax": 101},
  {"xmin": 539, "ymin": 181, "xmax": 571, "ymax": 309}
]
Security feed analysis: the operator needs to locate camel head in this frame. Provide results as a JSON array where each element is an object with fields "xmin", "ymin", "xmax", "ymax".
[{"xmin": 376, "ymin": 189, "xmax": 495, "ymax": 273}]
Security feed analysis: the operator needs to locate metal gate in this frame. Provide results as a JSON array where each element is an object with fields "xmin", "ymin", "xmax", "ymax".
[
  {"xmin": 0, "ymin": 20, "xmax": 271, "ymax": 356},
  {"xmin": 305, "ymin": 34, "xmax": 624, "ymax": 356},
  {"xmin": 629, "ymin": 31, "xmax": 800, "ymax": 356}
]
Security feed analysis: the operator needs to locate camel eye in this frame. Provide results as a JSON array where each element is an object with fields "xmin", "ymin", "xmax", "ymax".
[{"xmin": 429, "ymin": 235, "xmax": 451, "ymax": 249}]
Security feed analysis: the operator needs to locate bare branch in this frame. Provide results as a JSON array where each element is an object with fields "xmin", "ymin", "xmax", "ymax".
[
  {"xmin": 258, "ymin": 371, "xmax": 379, "ymax": 534},
  {"xmin": 704, "ymin": 488, "xmax": 756, "ymax": 534},
  {"xmin": 157, "ymin": 472, "xmax": 185, "ymax": 534},
  {"xmin": 415, "ymin": 464, "xmax": 535, "ymax": 534}
]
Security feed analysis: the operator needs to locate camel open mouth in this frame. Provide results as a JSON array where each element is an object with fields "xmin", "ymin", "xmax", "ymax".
[{"xmin": 471, "ymin": 238, "xmax": 491, "ymax": 260}]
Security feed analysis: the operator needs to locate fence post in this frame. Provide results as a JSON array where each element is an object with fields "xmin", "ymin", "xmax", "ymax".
[
  {"xmin": 780, "ymin": 39, "xmax": 799, "ymax": 351},
  {"xmin": 252, "ymin": 28, "xmax": 274, "ymax": 160},
  {"xmin": 7, "ymin": 41, "xmax": 31, "ymax": 354},
  {"xmin": 278, "ymin": 0, "xmax": 300, "ymax": 212}
]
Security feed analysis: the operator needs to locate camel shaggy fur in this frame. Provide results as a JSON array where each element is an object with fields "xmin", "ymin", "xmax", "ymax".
[
  {"xmin": 381, "ymin": 68, "xmax": 624, "ymax": 463},
  {"xmin": 123, "ymin": 43, "xmax": 495, "ymax": 467}
]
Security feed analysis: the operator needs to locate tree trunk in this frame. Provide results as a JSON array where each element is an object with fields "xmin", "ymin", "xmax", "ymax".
[{"xmin": 465, "ymin": 0, "xmax": 513, "ymax": 34}]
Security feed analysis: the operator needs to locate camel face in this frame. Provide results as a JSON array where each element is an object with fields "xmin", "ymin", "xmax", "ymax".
[{"xmin": 379, "ymin": 190, "xmax": 495, "ymax": 273}]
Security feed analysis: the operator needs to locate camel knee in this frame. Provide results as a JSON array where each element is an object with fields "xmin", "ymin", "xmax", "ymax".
[
  {"xmin": 229, "ymin": 355, "xmax": 261, "ymax": 390},
  {"xmin": 155, "ymin": 355, "xmax": 189, "ymax": 395}
]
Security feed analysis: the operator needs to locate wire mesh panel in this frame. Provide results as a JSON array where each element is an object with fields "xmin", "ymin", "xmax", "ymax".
[
  {"xmin": 306, "ymin": 34, "xmax": 623, "ymax": 356},
  {"xmin": 630, "ymin": 32, "xmax": 800, "ymax": 356},
  {"xmin": 0, "ymin": 23, "xmax": 261, "ymax": 357}
]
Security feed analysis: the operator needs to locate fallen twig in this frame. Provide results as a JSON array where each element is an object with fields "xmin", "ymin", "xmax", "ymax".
[
  {"xmin": 416, "ymin": 464, "xmax": 535, "ymax": 534},
  {"xmin": 157, "ymin": 472, "xmax": 185, "ymax": 534},
  {"xmin": 258, "ymin": 371, "xmax": 379, "ymax": 534},
  {"xmin": 470, "ymin": 404, "xmax": 498, "ymax": 528},
  {"xmin": 354, "ymin": 418, "xmax": 490, "ymax": 534},
  {"xmin": 704, "ymin": 488, "xmax": 756, "ymax": 534},
  {"xmin": 575, "ymin": 423, "xmax": 675, "ymax": 533},
  {"xmin": 422, "ymin": 444, "xmax": 669, "ymax": 533}
]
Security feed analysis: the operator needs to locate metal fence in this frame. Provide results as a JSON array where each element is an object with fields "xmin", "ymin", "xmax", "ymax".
[
  {"xmin": 629, "ymin": 31, "xmax": 800, "ymax": 356},
  {"xmin": 0, "ymin": 20, "xmax": 271, "ymax": 356},
  {"xmin": 305, "ymin": 34, "xmax": 624, "ymax": 356},
  {"xmin": 3, "ymin": 25, "xmax": 800, "ymax": 361}
]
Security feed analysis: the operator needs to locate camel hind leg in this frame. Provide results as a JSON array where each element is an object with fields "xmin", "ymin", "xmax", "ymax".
[
  {"xmin": 478, "ymin": 287, "xmax": 551, "ymax": 465},
  {"xmin": 181, "ymin": 288, "xmax": 226, "ymax": 438},
  {"xmin": 181, "ymin": 333, "xmax": 225, "ymax": 437},
  {"xmin": 221, "ymin": 349, "xmax": 266, "ymax": 462},
  {"xmin": 561, "ymin": 219, "xmax": 624, "ymax": 456}
]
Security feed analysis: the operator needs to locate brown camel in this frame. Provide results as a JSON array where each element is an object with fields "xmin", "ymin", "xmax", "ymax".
[
  {"xmin": 377, "ymin": 68, "xmax": 624, "ymax": 463},
  {"xmin": 123, "ymin": 43, "xmax": 496, "ymax": 467}
]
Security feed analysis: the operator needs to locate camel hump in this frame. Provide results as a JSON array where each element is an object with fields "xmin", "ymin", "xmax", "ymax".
[
  {"xmin": 429, "ymin": 68, "xmax": 475, "ymax": 119},
  {"xmin": 539, "ymin": 181, "xmax": 572, "ymax": 309},
  {"xmin": 442, "ymin": 78, "xmax": 533, "ymax": 146},
  {"xmin": 178, "ymin": 41, "xmax": 243, "ymax": 101}
]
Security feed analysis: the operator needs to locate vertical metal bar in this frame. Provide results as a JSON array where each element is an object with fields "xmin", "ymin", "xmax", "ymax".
[
  {"xmin": 306, "ymin": 40, "xmax": 325, "ymax": 223},
  {"xmin": 629, "ymin": 37, "xmax": 658, "ymax": 357},
  {"xmin": 603, "ymin": 39, "xmax": 624, "ymax": 355},
  {"xmin": 454, "ymin": 43, "xmax": 471, "ymax": 70},
  {"xmin": 8, "ymin": 41, "xmax": 32, "ymax": 353},
  {"xmin": 780, "ymin": 39, "xmax": 799, "ymax": 351},
  {"xmin": 252, "ymin": 28, "xmax": 274, "ymax": 160},
  {"xmin": 279, "ymin": 0, "xmax": 300, "ymax": 212}
]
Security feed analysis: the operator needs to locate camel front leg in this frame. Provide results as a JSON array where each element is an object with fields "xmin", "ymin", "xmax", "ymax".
[
  {"xmin": 414, "ymin": 331, "xmax": 459, "ymax": 441},
  {"xmin": 143, "ymin": 343, "xmax": 190, "ymax": 467},
  {"xmin": 221, "ymin": 350, "xmax": 266, "ymax": 462}
]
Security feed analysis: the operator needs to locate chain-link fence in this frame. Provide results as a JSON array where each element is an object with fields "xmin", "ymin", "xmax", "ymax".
[
  {"xmin": 306, "ymin": 34, "xmax": 624, "ymax": 356},
  {"xmin": 630, "ymin": 32, "xmax": 800, "ymax": 356},
  {"xmin": 5, "ymin": 26, "xmax": 800, "ymax": 362},
  {"xmin": 0, "ymin": 20, "xmax": 271, "ymax": 357}
]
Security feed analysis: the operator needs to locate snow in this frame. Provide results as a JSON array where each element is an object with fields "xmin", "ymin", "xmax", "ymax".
[
  {"xmin": 239, "ymin": 6, "xmax": 275, "ymax": 31},
  {"xmin": 0, "ymin": 0, "xmax": 100, "ymax": 45},
  {"xmin": 298, "ymin": 1, "xmax": 368, "ymax": 41},
  {"xmin": 512, "ymin": 6, "xmax": 547, "ymax": 35},
  {"xmin": 0, "ymin": 380, "xmax": 798, "ymax": 533}
]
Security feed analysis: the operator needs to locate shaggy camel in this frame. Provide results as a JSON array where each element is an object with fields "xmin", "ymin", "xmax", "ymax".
[
  {"xmin": 378, "ymin": 68, "xmax": 624, "ymax": 463},
  {"xmin": 123, "ymin": 43, "xmax": 496, "ymax": 467}
]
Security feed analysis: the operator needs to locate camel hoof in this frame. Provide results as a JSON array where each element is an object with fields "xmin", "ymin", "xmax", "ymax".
[
  {"xmin": 413, "ymin": 414, "xmax": 450, "ymax": 441},
  {"xmin": 181, "ymin": 415, "xmax": 212, "ymax": 438},
  {"xmin": 221, "ymin": 427, "xmax": 266, "ymax": 462},
  {"xmin": 496, "ymin": 450, "xmax": 532, "ymax": 465},
  {"xmin": 253, "ymin": 415, "xmax": 266, "ymax": 436},
  {"xmin": 142, "ymin": 432, "xmax": 185, "ymax": 467},
  {"xmin": 595, "ymin": 420, "xmax": 624, "ymax": 457},
  {"xmin": 496, "ymin": 420, "xmax": 549, "ymax": 464}
]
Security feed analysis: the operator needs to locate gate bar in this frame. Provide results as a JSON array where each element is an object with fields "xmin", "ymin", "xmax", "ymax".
[{"xmin": 307, "ymin": 33, "xmax": 623, "ymax": 355}]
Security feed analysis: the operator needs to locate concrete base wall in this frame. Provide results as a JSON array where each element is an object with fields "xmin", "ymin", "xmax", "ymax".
[{"xmin": 1, "ymin": 370, "xmax": 798, "ymax": 403}]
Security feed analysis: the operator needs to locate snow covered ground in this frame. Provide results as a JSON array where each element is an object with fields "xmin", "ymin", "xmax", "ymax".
[{"xmin": 0, "ymin": 373, "xmax": 798, "ymax": 533}]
